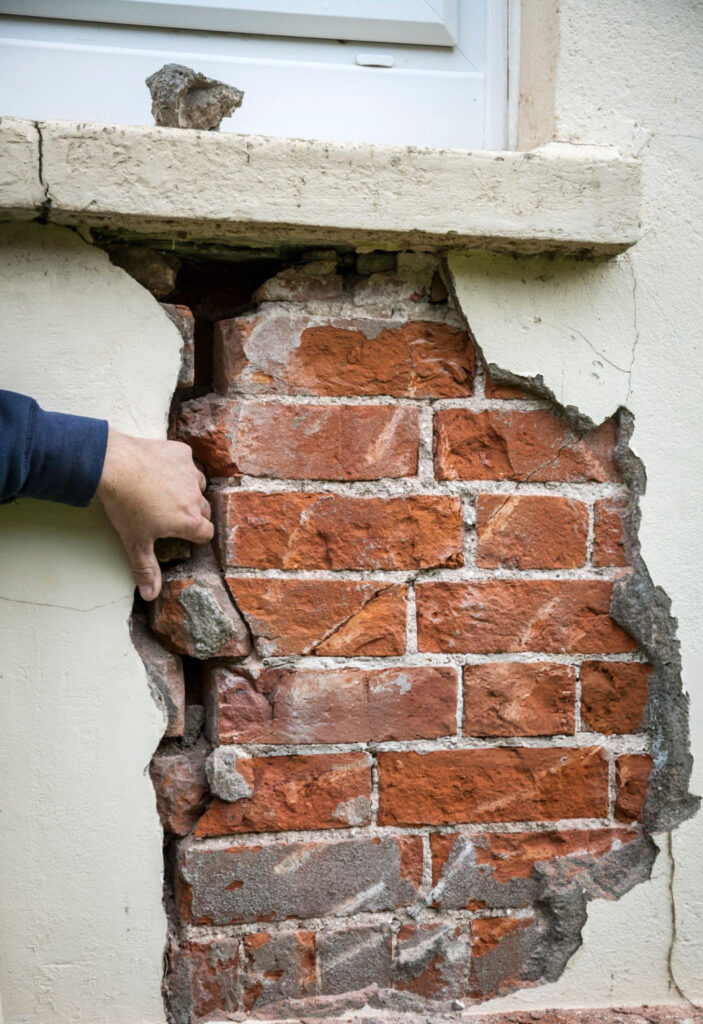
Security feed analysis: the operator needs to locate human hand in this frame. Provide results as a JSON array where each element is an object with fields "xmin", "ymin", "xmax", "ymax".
[{"xmin": 97, "ymin": 430, "xmax": 214, "ymax": 600}]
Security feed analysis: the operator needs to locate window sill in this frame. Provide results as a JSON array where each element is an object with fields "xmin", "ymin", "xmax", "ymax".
[{"xmin": 0, "ymin": 117, "xmax": 641, "ymax": 256}]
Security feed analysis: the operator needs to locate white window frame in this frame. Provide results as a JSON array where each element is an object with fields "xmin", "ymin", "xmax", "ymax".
[{"xmin": 0, "ymin": 0, "xmax": 460, "ymax": 46}]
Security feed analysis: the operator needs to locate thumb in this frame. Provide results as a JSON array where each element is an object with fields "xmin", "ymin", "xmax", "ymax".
[{"xmin": 127, "ymin": 540, "xmax": 162, "ymax": 602}]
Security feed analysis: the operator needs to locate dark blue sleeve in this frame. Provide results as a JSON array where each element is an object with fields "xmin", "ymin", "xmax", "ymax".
[{"xmin": 0, "ymin": 390, "xmax": 108, "ymax": 507}]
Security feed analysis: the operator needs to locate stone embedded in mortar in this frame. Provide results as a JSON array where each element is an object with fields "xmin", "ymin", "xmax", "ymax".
[
  {"xmin": 130, "ymin": 617, "xmax": 185, "ymax": 737},
  {"xmin": 106, "ymin": 245, "xmax": 180, "ymax": 299},
  {"xmin": 148, "ymin": 563, "xmax": 250, "ymax": 659},
  {"xmin": 146, "ymin": 63, "xmax": 243, "ymax": 131},
  {"xmin": 204, "ymin": 746, "xmax": 252, "ymax": 803},
  {"xmin": 161, "ymin": 302, "xmax": 196, "ymax": 389}
]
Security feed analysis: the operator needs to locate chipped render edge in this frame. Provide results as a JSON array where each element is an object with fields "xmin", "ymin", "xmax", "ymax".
[{"xmin": 0, "ymin": 117, "xmax": 641, "ymax": 256}]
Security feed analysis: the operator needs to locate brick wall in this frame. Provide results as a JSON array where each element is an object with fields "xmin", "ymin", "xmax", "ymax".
[{"xmin": 131, "ymin": 250, "xmax": 672, "ymax": 1022}]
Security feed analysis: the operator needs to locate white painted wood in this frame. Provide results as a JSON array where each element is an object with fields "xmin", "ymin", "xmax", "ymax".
[{"xmin": 0, "ymin": 0, "xmax": 460, "ymax": 46}]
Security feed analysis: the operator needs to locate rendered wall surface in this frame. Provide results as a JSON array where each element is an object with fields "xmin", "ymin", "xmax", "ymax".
[{"xmin": 0, "ymin": 224, "xmax": 177, "ymax": 1024}]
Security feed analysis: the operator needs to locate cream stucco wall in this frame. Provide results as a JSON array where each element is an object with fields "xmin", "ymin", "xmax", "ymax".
[
  {"xmin": 0, "ymin": 224, "xmax": 179, "ymax": 1023},
  {"xmin": 0, "ymin": 1, "xmax": 700, "ymax": 1020},
  {"xmin": 448, "ymin": 0, "xmax": 703, "ymax": 1007}
]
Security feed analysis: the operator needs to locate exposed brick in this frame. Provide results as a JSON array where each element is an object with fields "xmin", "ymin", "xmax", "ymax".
[
  {"xmin": 161, "ymin": 302, "xmax": 196, "ymax": 389},
  {"xmin": 214, "ymin": 490, "xmax": 463, "ymax": 570},
  {"xmin": 252, "ymin": 263, "xmax": 343, "ymax": 303},
  {"xmin": 463, "ymin": 663, "xmax": 575, "ymax": 737},
  {"xmin": 393, "ymin": 923, "xmax": 469, "ymax": 999},
  {"xmin": 470, "ymin": 915, "xmax": 540, "ymax": 999},
  {"xmin": 484, "ymin": 373, "xmax": 534, "ymax": 399},
  {"xmin": 195, "ymin": 752, "xmax": 372, "ymax": 836},
  {"xmin": 416, "ymin": 580, "xmax": 635, "ymax": 655},
  {"xmin": 580, "ymin": 661, "xmax": 650, "ymax": 733},
  {"xmin": 318, "ymin": 925, "xmax": 391, "ymax": 996},
  {"xmin": 178, "ymin": 395, "xmax": 418, "ymax": 480},
  {"xmin": 131, "ymin": 618, "xmax": 185, "ymax": 737},
  {"xmin": 434, "ymin": 410, "xmax": 619, "ymax": 482},
  {"xmin": 167, "ymin": 938, "xmax": 239, "ymax": 1023},
  {"xmin": 204, "ymin": 665, "xmax": 458, "ymax": 745},
  {"xmin": 241, "ymin": 930, "xmax": 316, "ymax": 1012},
  {"xmin": 615, "ymin": 754, "xmax": 652, "ymax": 823},
  {"xmin": 215, "ymin": 310, "xmax": 473, "ymax": 398},
  {"xmin": 377, "ymin": 747, "xmax": 609, "ymax": 826},
  {"xmin": 149, "ymin": 569, "xmax": 250, "ymax": 660},
  {"xmin": 178, "ymin": 835, "xmax": 423, "ymax": 925},
  {"xmin": 431, "ymin": 828, "xmax": 638, "ymax": 910},
  {"xmin": 149, "ymin": 739, "xmax": 209, "ymax": 836},
  {"xmin": 593, "ymin": 497, "xmax": 630, "ymax": 567},
  {"xmin": 226, "ymin": 578, "xmax": 407, "ymax": 657},
  {"xmin": 476, "ymin": 494, "xmax": 588, "ymax": 569}
]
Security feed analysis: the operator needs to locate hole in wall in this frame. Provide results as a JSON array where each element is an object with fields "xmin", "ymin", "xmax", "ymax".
[{"xmin": 106, "ymin": 236, "xmax": 698, "ymax": 1023}]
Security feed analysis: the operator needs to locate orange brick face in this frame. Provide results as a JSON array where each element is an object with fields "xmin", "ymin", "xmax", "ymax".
[{"xmin": 156, "ymin": 262, "xmax": 665, "ymax": 1020}]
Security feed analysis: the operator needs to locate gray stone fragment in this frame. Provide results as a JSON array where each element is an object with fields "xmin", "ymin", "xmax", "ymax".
[
  {"xmin": 205, "ymin": 746, "xmax": 253, "ymax": 803},
  {"xmin": 183, "ymin": 705, "xmax": 205, "ymax": 747},
  {"xmin": 178, "ymin": 584, "xmax": 240, "ymax": 659},
  {"xmin": 130, "ymin": 617, "xmax": 185, "ymax": 737},
  {"xmin": 356, "ymin": 251, "xmax": 397, "ymax": 275},
  {"xmin": 146, "ymin": 63, "xmax": 243, "ymax": 131},
  {"xmin": 107, "ymin": 245, "xmax": 180, "ymax": 298}
]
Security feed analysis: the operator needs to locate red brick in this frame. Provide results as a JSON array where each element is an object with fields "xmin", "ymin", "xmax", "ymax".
[
  {"xmin": 476, "ymin": 494, "xmax": 588, "ymax": 569},
  {"xmin": 393, "ymin": 923, "xmax": 469, "ymax": 998},
  {"xmin": 431, "ymin": 828, "xmax": 638, "ymax": 910},
  {"xmin": 484, "ymin": 373, "xmax": 534, "ymax": 399},
  {"xmin": 167, "ymin": 938, "xmax": 239, "ymax": 1021},
  {"xmin": 214, "ymin": 490, "xmax": 463, "ymax": 570},
  {"xmin": 470, "ymin": 915, "xmax": 538, "ymax": 999},
  {"xmin": 177, "ymin": 395, "xmax": 418, "ymax": 480},
  {"xmin": 196, "ymin": 752, "xmax": 372, "ymax": 836},
  {"xmin": 593, "ymin": 497, "xmax": 630, "ymax": 566},
  {"xmin": 149, "ymin": 569, "xmax": 250, "ymax": 660},
  {"xmin": 204, "ymin": 665, "xmax": 458, "ymax": 745},
  {"xmin": 416, "ymin": 580, "xmax": 635, "ymax": 655},
  {"xmin": 215, "ymin": 311, "xmax": 473, "ymax": 398},
  {"xmin": 463, "ymin": 663, "xmax": 575, "ymax": 736},
  {"xmin": 581, "ymin": 661, "xmax": 650, "ymax": 733},
  {"xmin": 226, "ymin": 578, "xmax": 407, "ymax": 657},
  {"xmin": 615, "ymin": 754, "xmax": 652, "ymax": 822},
  {"xmin": 150, "ymin": 741, "xmax": 209, "ymax": 836},
  {"xmin": 434, "ymin": 410, "xmax": 619, "ymax": 482},
  {"xmin": 241, "ymin": 931, "xmax": 316, "ymax": 1012},
  {"xmin": 178, "ymin": 835, "xmax": 423, "ymax": 925},
  {"xmin": 131, "ymin": 618, "xmax": 185, "ymax": 737},
  {"xmin": 377, "ymin": 747, "xmax": 609, "ymax": 826}
]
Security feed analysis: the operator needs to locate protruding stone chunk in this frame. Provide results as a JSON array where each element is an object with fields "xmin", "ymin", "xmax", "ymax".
[
  {"xmin": 149, "ymin": 565, "xmax": 250, "ymax": 659},
  {"xmin": 146, "ymin": 63, "xmax": 243, "ymax": 130}
]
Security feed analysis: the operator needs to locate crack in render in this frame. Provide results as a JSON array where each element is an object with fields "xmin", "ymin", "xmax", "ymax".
[
  {"xmin": 666, "ymin": 830, "xmax": 693, "ymax": 1005},
  {"xmin": 626, "ymin": 254, "xmax": 640, "ymax": 405},
  {"xmin": 33, "ymin": 121, "xmax": 53, "ymax": 223}
]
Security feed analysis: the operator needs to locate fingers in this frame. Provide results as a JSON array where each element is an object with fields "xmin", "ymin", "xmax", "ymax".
[
  {"xmin": 127, "ymin": 540, "xmax": 163, "ymax": 602},
  {"xmin": 201, "ymin": 496, "xmax": 211, "ymax": 520},
  {"xmin": 180, "ymin": 514, "xmax": 215, "ymax": 545},
  {"xmin": 197, "ymin": 469, "xmax": 207, "ymax": 493}
]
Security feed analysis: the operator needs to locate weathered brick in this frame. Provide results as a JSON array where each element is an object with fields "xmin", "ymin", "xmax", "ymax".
[
  {"xmin": 149, "ymin": 739, "xmax": 210, "ymax": 836},
  {"xmin": 615, "ymin": 754, "xmax": 652, "ymax": 822},
  {"xmin": 161, "ymin": 302, "xmax": 196, "ymax": 389},
  {"xmin": 204, "ymin": 665, "xmax": 458, "ymax": 745},
  {"xmin": 318, "ymin": 925, "xmax": 391, "ymax": 996},
  {"xmin": 195, "ymin": 752, "xmax": 372, "ymax": 836},
  {"xmin": 463, "ymin": 663, "xmax": 575, "ymax": 737},
  {"xmin": 470, "ymin": 915, "xmax": 540, "ymax": 999},
  {"xmin": 476, "ymin": 494, "xmax": 588, "ymax": 569},
  {"xmin": 484, "ymin": 373, "xmax": 534, "ymax": 399},
  {"xmin": 167, "ymin": 938, "xmax": 239, "ymax": 1023},
  {"xmin": 225, "ymin": 578, "xmax": 407, "ymax": 657},
  {"xmin": 416, "ymin": 580, "xmax": 635, "ymax": 655},
  {"xmin": 149, "ymin": 569, "xmax": 250, "ymax": 659},
  {"xmin": 214, "ymin": 490, "xmax": 463, "ymax": 570},
  {"xmin": 178, "ymin": 395, "xmax": 418, "ymax": 480},
  {"xmin": 178, "ymin": 835, "xmax": 423, "ymax": 925},
  {"xmin": 377, "ymin": 747, "xmax": 609, "ymax": 826},
  {"xmin": 393, "ymin": 923, "xmax": 469, "ymax": 999},
  {"xmin": 593, "ymin": 497, "xmax": 630, "ymax": 567},
  {"xmin": 131, "ymin": 618, "xmax": 185, "ymax": 737},
  {"xmin": 215, "ymin": 310, "xmax": 473, "ymax": 398},
  {"xmin": 431, "ymin": 828, "xmax": 638, "ymax": 911},
  {"xmin": 434, "ymin": 410, "xmax": 619, "ymax": 482},
  {"xmin": 580, "ymin": 661, "xmax": 650, "ymax": 733},
  {"xmin": 241, "ymin": 930, "xmax": 316, "ymax": 1012},
  {"xmin": 252, "ymin": 263, "xmax": 343, "ymax": 303}
]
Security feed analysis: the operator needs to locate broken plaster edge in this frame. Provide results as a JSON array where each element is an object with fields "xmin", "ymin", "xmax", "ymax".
[{"xmin": 0, "ymin": 116, "xmax": 641, "ymax": 256}]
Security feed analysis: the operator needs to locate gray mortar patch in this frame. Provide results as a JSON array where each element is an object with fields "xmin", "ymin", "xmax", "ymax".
[{"xmin": 177, "ymin": 585, "xmax": 236, "ymax": 660}]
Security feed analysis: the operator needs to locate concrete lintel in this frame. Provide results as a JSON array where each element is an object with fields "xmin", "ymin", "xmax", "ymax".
[{"xmin": 0, "ymin": 118, "xmax": 641, "ymax": 256}]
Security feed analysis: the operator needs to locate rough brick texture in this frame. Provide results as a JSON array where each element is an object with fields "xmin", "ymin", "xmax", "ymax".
[{"xmin": 145, "ymin": 264, "xmax": 668, "ymax": 1022}]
